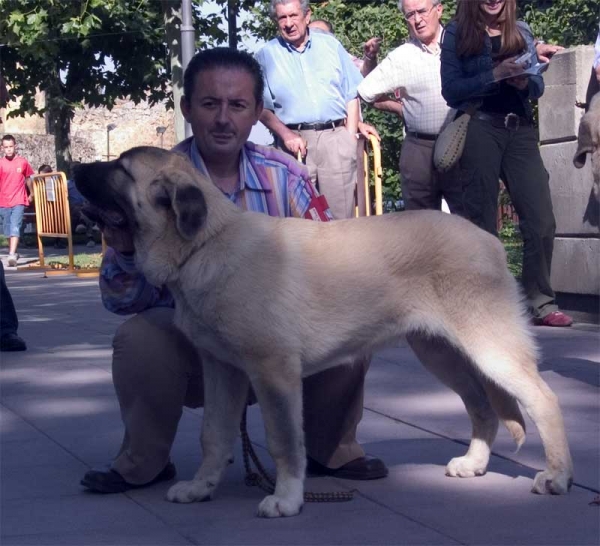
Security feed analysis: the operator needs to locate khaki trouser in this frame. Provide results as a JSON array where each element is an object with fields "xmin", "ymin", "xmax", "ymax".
[
  {"xmin": 285, "ymin": 125, "xmax": 358, "ymax": 220},
  {"xmin": 111, "ymin": 307, "xmax": 368, "ymax": 484},
  {"xmin": 399, "ymin": 135, "xmax": 464, "ymax": 214}
]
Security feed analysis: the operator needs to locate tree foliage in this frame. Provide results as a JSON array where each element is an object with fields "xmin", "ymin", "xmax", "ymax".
[{"xmin": 0, "ymin": 0, "xmax": 224, "ymax": 169}]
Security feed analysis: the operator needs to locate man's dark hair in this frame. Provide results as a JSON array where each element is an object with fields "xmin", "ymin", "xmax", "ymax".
[
  {"xmin": 183, "ymin": 47, "xmax": 265, "ymax": 105},
  {"xmin": 2, "ymin": 134, "xmax": 16, "ymax": 144},
  {"xmin": 38, "ymin": 164, "xmax": 53, "ymax": 174}
]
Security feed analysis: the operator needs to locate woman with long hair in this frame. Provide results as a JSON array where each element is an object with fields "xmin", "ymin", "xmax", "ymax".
[{"xmin": 440, "ymin": 0, "xmax": 572, "ymax": 327}]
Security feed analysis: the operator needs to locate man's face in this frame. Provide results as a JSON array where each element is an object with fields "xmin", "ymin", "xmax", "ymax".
[
  {"xmin": 275, "ymin": 1, "xmax": 311, "ymax": 49},
  {"xmin": 1, "ymin": 140, "xmax": 15, "ymax": 159},
  {"xmin": 181, "ymin": 68, "xmax": 262, "ymax": 160},
  {"xmin": 402, "ymin": 0, "xmax": 442, "ymax": 47}
]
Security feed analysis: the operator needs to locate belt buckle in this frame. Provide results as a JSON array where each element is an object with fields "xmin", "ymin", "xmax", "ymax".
[{"xmin": 504, "ymin": 113, "xmax": 519, "ymax": 130}]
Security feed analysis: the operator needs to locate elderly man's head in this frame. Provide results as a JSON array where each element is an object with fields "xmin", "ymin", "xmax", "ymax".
[
  {"xmin": 398, "ymin": 0, "xmax": 443, "ymax": 47},
  {"xmin": 271, "ymin": 0, "xmax": 312, "ymax": 49}
]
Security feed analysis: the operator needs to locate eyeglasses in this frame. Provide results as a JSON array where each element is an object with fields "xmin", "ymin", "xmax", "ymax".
[{"xmin": 404, "ymin": 5, "xmax": 436, "ymax": 21}]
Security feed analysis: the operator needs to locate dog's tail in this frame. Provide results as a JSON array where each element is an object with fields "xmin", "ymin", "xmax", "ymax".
[{"xmin": 484, "ymin": 382, "xmax": 526, "ymax": 451}]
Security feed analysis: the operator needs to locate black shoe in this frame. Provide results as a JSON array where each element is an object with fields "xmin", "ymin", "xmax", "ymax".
[
  {"xmin": 81, "ymin": 462, "xmax": 176, "ymax": 494},
  {"xmin": 306, "ymin": 455, "xmax": 388, "ymax": 480},
  {"xmin": 0, "ymin": 332, "xmax": 27, "ymax": 352}
]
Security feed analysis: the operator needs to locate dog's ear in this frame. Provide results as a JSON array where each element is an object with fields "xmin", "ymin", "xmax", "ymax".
[{"xmin": 151, "ymin": 170, "xmax": 207, "ymax": 240}]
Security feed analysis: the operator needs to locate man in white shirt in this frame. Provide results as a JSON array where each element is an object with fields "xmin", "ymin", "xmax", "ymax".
[{"xmin": 358, "ymin": 0, "xmax": 462, "ymax": 213}]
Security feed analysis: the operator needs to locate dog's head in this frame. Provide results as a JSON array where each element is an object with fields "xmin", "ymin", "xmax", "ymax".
[{"xmin": 74, "ymin": 146, "xmax": 215, "ymax": 285}]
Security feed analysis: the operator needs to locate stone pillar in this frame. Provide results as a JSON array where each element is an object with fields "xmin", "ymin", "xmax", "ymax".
[{"xmin": 538, "ymin": 46, "xmax": 599, "ymax": 323}]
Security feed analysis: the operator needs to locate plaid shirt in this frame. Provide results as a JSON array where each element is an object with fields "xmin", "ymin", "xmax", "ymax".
[
  {"xmin": 358, "ymin": 30, "xmax": 455, "ymax": 135},
  {"xmin": 100, "ymin": 140, "xmax": 332, "ymax": 315}
]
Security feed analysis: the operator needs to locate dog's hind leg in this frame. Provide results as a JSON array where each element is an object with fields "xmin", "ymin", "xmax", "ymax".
[
  {"xmin": 450, "ymin": 311, "xmax": 573, "ymax": 494},
  {"xmin": 407, "ymin": 333, "xmax": 499, "ymax": 478},
  {"xmin": 166, "ymin": 357, "xmax": 250, "ymax": 503},
  {"xmin": 249, "ymin": 358, "xmax": 305, "ymax": 518}
]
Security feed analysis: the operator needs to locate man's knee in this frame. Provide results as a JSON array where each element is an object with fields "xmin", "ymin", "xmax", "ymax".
[{"xmin": 113, "ymin": 307, "xmax": 198, "ymax": 377}]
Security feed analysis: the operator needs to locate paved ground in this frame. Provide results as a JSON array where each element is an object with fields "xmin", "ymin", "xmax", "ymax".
[{"xmin": 1, "ymin": 246, "xmax": 599, "ymax": 546}]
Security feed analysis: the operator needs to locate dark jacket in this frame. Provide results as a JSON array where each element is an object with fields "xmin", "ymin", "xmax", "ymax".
[{"xmin": 440, "ymin": 20, "xmax": 543, "ymax": 117}]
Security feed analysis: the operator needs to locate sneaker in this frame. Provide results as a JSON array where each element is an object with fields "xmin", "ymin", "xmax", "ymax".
[
  {"xmin": 86, "ymin": 240, "xmax": 96, "ymax": 248},
  {"xmin": 532, "ymin": 311, "xmax": 573, "ymax": 327},
  {"xmin": 75, "ymin": 224, "xmax": 87, "ymax": 234},
  {"xmin": 7, "ymin": 253, "xmax": 19, "ymax": 267}
]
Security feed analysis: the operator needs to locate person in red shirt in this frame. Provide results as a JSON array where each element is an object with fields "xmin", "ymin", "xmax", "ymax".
[{"xmin": 0, "ymin": 135, "xmax": 34, "ymax": 266}]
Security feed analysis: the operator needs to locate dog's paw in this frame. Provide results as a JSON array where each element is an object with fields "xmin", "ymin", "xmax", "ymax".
[
  {"xmin": 531, "ymin": 469, "xmax": 573, "ymax": 495},
  {"xmin": 445, "ymin": 456, "xmax": 487, "ymax": 478},
  {"xmin": 257, "ymin": 495, "xmax": 303, "ymax": 518},
  {"xmin": 166, "ymin": 479, "xmax": 214, "ymax": 503}
]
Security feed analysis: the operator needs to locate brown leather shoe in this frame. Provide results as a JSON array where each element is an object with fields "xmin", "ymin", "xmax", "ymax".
[{"xmin": 306, "ymin": 455, "xmax": 388, "ymax": 480}]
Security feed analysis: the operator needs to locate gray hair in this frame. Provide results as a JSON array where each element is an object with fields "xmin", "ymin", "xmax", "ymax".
[
  {"xmin": 270, "ymin": 0, "xmax": 310, "ymax": 19},
  {"xmin": 397, "ymin": 0, "xmax": 441, "ymax": 13}
]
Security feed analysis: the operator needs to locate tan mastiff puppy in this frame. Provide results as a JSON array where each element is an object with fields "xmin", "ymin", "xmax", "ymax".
[{"xmin": 75, "ymin": 146, "xmax": 573, "ymax": 518}]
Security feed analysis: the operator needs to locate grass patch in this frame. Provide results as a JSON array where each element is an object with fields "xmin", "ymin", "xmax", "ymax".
[{"xmin": 47, "ymin": 253, "xmax": 103, "ymax": 270}]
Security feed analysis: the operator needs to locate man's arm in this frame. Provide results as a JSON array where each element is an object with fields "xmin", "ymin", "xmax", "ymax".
[
  {"xmin": 99, "ymin": 229, "xmax": 173, "ymax": 315},
  {"xmin": 260, "ymin": 109, "xmax": 308, "ymax": 158},
  {"xmin": 346, "ymin": 98, "xmax": 360, "ymax": 135},
  {"xmin": 361, "ymin": 37, "xmax": 382, "ymax": 77},
  {"xmin": 371, "ymin": 96, "xmax": 404, "ymax": 121}
]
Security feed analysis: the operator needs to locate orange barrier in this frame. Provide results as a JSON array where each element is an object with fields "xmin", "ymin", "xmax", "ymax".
[
  {"xmin": 357, "ymin": 135, "xmax": 383, "ymax": 217},
  {"xmin": 29, "ymin": 172, "xmax": 75, "ymax": 271}
]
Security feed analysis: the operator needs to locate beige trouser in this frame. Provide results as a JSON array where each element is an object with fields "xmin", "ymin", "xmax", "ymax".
[
  {"xmin": 294, "ymin": 126, "xmax": 358, "ymax": 220},
  {"xmin": 111, "ymin": 307, "xmax": 368, "ymax": 485}
]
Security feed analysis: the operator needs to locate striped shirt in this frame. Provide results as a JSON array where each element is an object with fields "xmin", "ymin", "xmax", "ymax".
[
  {"xmin": 99, "ymin": 139, "xmax": 332, "ymax": 315},
  {"xmin": 358, "ymin": 29, "xmax": 455, "ymax": 135}
]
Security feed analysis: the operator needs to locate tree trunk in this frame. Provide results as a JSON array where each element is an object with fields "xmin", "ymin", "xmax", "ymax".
[
  {"xmin": 46, "ymin": 89, "xmax": 72, "ymax": 174},
  {"xmin": 162, "ymin": 0, "xmax": 185, "ymax": 143},
  {"xmin": 228, "ymin": 0, "xmax": 238, "ymax": 50}
]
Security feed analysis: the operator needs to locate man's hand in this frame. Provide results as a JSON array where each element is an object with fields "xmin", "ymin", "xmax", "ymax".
[
  {"xmin": 536, "ymin": 43, "xmax": 564, "ymax": 64},
  {"xmin": 103, "ymin": 226, "xmax": 134, "ymax": 254},
  {"xmin": 357, "ymin": 121, "xmax": 380, "ymax": 141},
  {"xmin": 283, "ymin": 132, "xmax": 308, "ymax": 158},
  {"xmin": 363, "ymin": 37, "xmax": 382, "ymax": 60}
]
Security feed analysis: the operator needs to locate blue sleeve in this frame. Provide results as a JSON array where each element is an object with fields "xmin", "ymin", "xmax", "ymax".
[
  {"xmin": 519, "ymin": 22, "xmax": 544, "ymax": 100},
  {"xmin": 99, "ymin": 247, "xmax": 174, "ymax": 315},
  {"xmin": 338, "ymin": 42, "xmax": 363, "ymax": 103},
  {"xmin": 255, "ymin": 47, "xmax": 275, "ymax": 111},
  {"xmin": 440, "ymin": 23, "xmax": 496, "ymax": 108}
]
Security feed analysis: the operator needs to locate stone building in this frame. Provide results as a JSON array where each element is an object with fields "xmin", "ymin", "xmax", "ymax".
[{"xmin": 1, "ymin": 90, "xmax": 176, "ymax": 171}]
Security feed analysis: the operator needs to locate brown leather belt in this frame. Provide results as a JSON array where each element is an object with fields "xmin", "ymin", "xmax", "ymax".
[{"xmin": 286, "ymin": 119, "xmax": 345, "ymax": 131}]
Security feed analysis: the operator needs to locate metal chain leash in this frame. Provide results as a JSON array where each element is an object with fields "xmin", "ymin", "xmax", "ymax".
[{"xmin": 240, "ymin": 409, "xmax": 355, "ymax": 503}]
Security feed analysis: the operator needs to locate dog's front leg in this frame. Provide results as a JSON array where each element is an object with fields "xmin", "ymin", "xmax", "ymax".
[
  {"xmin": 166, "ymin": 358, "xmax": 249, "ymax": 503},
  {"xmin": 250, "ymin": 361, "xmax": 305, "ymax": 518}
]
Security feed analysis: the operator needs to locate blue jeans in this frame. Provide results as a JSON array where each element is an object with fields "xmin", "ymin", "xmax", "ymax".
[{"xmin": 0, "ymin": 205, "xmax": 25, "ymax": 238}]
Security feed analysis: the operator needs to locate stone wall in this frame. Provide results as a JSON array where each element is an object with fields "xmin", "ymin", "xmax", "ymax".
[
  {"xmin": 538, "ymin": 46, "xmax": 599, "ymax": 323},
  {"xmin": 2, "ymin": 94, "xmax": 177, "ymax": 170}
]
